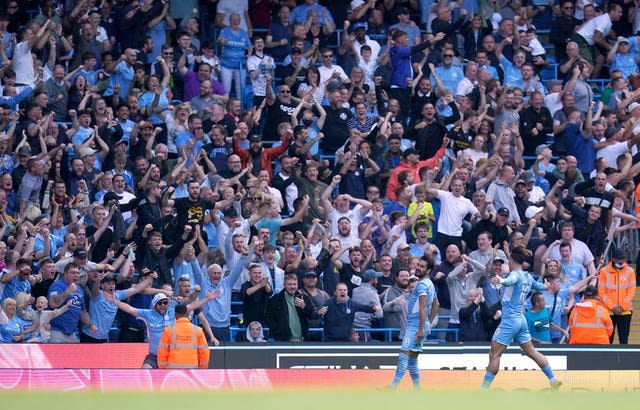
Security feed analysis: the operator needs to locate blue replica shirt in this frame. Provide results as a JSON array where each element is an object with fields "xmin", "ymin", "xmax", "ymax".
[
  {"xmin": 194, "ymin": 256, "xmax": 246, "ymax": 327},
  {"xmin": 500, "ymin": 56, "xmax": 522, "ymax": 86},
  {"xmin": 82, "ymin": 289, "xmax": 127, "ymax": 340},
  {"xmin": 219, "ymin": 27, "xmax": 252, "ymax": 69},
  {"xmin": 104, "ymin": 60, "xmax": 134, "ymax": 98},
  {"xmin": 1, "ymin": 274, "xmax": 31, "ymax": 301},
  {"xmin": 541, "ymin": 288, "xmax": 571, "ymax": 339},
  {"xmin": 0, "ymin": 318, "xmax": 22, "ymax": 342},
  {"xmin": 136, "ymin": 300, "xmax": 177, "ymax": 355},
  {"xmin": 138, "ymin": 87, "xmax": 170, "ymax": 124},
  {"xmin": 48, "ymin": 278, "xmax": 85, "ymax": 335},
  {"xmin": 501, "ymin": 270, "xmax": 546, "ymax": 320},
  {"xmin": 430, "ymin": 65, "xmax": 464, "ymax": 94},
  {"xmin": 406, "ymin": 277, "xmax": 436, "ymax": 333},
  {"xmin": 34, "ymin": 233, "xmax": 64, "ymax": 260},
  {"xmin": 525, "ymin": 307, "xmax": 552, "ymax": 343},
  {"xmin": 255, "ymin": 218, "xmax": 282, "ymax": 247}
]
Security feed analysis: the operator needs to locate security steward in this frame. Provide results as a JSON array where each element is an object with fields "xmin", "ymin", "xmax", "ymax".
[
  {"xmin": 568, "ymin": 286, "xmax": 613, "ymax": 344},
  {"xmin": 157, "ymin": 304, "xmax": 210, "ymax": 368},
  {"xmin": 597, "ymin": 247, "xmax": 636, "ymax": 344}
]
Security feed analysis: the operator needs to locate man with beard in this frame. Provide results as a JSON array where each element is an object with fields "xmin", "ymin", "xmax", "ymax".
[
  {"xmin": 265, "ymin": 273, "xmax": 314, "ymax": 342},
  {"xmin": 412, "ymin": 101, "xmax": 459, "ymax": 160},
  {"xmin": 318, "ymin": 282, "xmax": 381, "ymax": 342},
  {"xmin": 234, "ymin": 131, "xmax": 291, "ymax": 180},
  {"xmin": 338, "ymin": 245, "xmax": 365, "ymax": 296},
  {"xmin": 81, "ymin": 268, "xmax": 153, "ymax": 343},
  {"xmin": 272, "ymin": 154, "xmax": 299, "ymax": 215},
  {"xmin": 135, "ymin": 181, "xmax": 163, "ymax": 240},
  {"xmin": 386, "ymin": 257, "xmax": 438, "ymax": 390},
  {"xmin": 265, "ymin": 81, "xmax": 298, "ymax": 141},
  {"xmin": 381, "ymin": 269, "xmax": 411, "ymax": 339},
  {"xmin": 48, "ymin": 263, "xmax": 95, "ymax": 343},
  {"xmin": 163, "ymin": 179, "xmax": 230, "ymax": 233},
  {"xmin": 290, "ymin": 162, "xmax": 327, "ymax": 223},
  {"xmin": 320, "ymin": 87, "xmax": 353, "ymax": 153},
  {"xmin": 189, "ymin": 80, "xmax": 227, "ymax": 120}
]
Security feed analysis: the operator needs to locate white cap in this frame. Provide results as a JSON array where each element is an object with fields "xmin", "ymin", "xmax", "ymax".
[
  {"xmin": 151, "ymin": 293, "xmax": 168, "ymax": 309},
  {"xmin": 525, "ymin": 206, "xmax": 544, "ymax": 220}
]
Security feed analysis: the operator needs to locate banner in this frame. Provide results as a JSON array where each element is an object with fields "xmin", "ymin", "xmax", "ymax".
[
  {"xmin": 0, "ymin": 369, "xmax": 638, "ymax": 391},
  {"xmin": 2, "ymin": 343, "xmax": 640, "ymax": 371}
]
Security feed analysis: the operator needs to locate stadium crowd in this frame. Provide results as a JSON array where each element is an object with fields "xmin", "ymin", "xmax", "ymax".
[{"xmin": 0, "ymin": 0, "xmax": 638, "ymax": 360}]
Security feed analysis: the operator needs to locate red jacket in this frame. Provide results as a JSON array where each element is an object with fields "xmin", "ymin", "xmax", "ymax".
[
  {"xmin": 233, "ymin": 137, "xmax": 291, "ymax": 180},
  {"xmin": 385, "ymin": 145, "xmax": 446, "ymax": 200}
]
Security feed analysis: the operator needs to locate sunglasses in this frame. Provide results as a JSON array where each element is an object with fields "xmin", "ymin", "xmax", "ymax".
[{"xmin": 157, "ymin": 300, "xmax": 169, "ymax": 306}]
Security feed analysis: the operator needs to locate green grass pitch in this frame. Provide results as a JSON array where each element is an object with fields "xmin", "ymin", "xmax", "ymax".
[{"xmin": 2, "ymin": 390, "xmax": 639, "ymax": 410}]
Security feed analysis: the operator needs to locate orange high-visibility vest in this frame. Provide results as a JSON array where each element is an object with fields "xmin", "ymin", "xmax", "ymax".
[
  {"xmin": 569, "ymin": 300, "xmax": 613, "ymax": 344},
  {"xmin": 157, "ymin": 317, "xmax": 209, "ymax": 369},
  {"xmin": 597, "ymin": 263, "xmax": 636, "ymax": 313}
]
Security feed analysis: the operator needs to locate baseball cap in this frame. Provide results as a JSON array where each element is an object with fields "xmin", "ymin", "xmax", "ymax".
[
  {"xmin": 522, "ymin": 170, "xmax": 536, "ymax": 183},
  {"xmin": 351, "ymin": 22, "xmax": 367, "ymax": 32},
  {"xmin": 611, "ymin": 247, "xmax": 626, "ymax": 260},
  {"xmin": 73, "ymin": 249, "xmax": 88, "ymax": 259},
  {"xmin": 303, "ymin": 271, "xmax": 318, "ymax": 277},
  {"xmin": 151, "ymin": 293, "xmax": 168, "ymax": 309},
  {"xmin": 628, "ymin": 102, "xmax": 640, "ymax": 113},
  {"xmin": 618, "ymin": 36, "xmax": 630, "ymax": 44},
  {"xmin": 497, "ymin": 207, "xmax": 510, "ymax": 216},
  {"xmin": 525, "ymin": 205, "xmax": 544, "ymax": 219},
  {"xmin": 350, "ymin": 0, "xmax": 366, "ymax": 9},
  {"xmin": 250, "ymin": 134, "xmax": 262, "ymax": 142},
  {"xmin": 363, "ymin": 269, "xmax": 382, "ymax": 282},
  {"xmin": 102, "ymin": 191, "xmax": 123, "ymax": 204},
  {"xmin": 397, "ymin": 6, "xmax": 410, "ymax": 14},
  {"xmin": 79, "ymin": 147, "xmax": 97, "ymax": 158},
  {"xmin": 515, "ymin": 179, "xmax": 526, "ymax": 186},
  {"xmin": 493, "ymin": 257, "xmax": 505, "ymax": 264},
  {"xmin": 18, "ymin": 146, "xmax": 32, "ymax": 156}
]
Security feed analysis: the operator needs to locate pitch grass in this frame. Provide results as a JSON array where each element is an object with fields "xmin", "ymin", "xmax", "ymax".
[{"xmin": 2, "ymin": 390, "xmax": 639, "ymax": 410}]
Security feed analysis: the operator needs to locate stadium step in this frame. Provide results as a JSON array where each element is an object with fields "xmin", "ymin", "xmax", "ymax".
[{"xmin": 623, "ymin": 289, "xmax": 640, "ymax": 344}]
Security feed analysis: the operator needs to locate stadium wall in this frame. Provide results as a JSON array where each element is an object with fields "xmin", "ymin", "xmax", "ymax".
[{"xmin": 1, "ymin": 343, "xmax": 640, "ymax": 370}]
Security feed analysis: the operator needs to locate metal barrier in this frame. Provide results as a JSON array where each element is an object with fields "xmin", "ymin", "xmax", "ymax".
[{"xmin": 229, "ymin": 326, "xmax": 458, "ymax": 342}]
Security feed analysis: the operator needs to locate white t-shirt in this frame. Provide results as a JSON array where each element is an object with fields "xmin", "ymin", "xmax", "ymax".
[
  {"xmin": 13, "ymin": 41, "xmax": 35, "ymax": 85},
  {"xmin": 436, "ymin": 190, "xmax": 479, "ymax": 236},
  {"xmin": 328, "ymin": 204, "xmax": 364, "ymax": 238},
  {"xmin": 246, "ymin": 54, "xmax": 274, "ymax": 97},
  {"xmin": 577, "ymin": 13, "xmax": 612, "ymax": 46},
  {"xmin": 596, "ymin": 140, "xmax": 629, "ymax": 168},
  {"xmin": 547, "ymin": 238, "xmax": 594, "ymax": 268},
  {"xmin": 318, "ymin": 64, "xmax": 349, "ymax": 96}
]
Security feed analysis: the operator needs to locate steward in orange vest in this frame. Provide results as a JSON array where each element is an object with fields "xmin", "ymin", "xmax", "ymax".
[
  {"xmin": 597, "ymin": 248, "xmax": 636, "ymax": 344},
  {"xmin": 157, "ymin": 304, "xmax": 209, "ymax": 368},
  {"xmin": 569, "ymin": 286, "xmax": 613, "ymax": 344}
]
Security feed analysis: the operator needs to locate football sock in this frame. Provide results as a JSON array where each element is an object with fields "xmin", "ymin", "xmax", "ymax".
[{"xmin": 390, "ymin": 352, "xmax": 409, "ymax": 389}]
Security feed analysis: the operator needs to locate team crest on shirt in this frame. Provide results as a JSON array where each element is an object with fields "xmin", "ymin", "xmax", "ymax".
[{"xmin": 340, "ymin": 113, "xmax": 347, "ymax": 120}]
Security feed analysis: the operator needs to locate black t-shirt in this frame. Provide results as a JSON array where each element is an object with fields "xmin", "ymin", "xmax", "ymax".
[
  {"xmin": 86, "ymin": 224, "xmax": 115, "ymax": 263},
  {"xmin": 265, "ymin": 97, "xmax": 297, "ymax": 141},
  {"xmin": 173, "ymin": 197, "xmax": 216, "ymax": 228},
  {"xmin": 276, "ymin": 64, "xmax": 307, "ymax": 96},
  {"xmin": 321, "ymin": 105, "xmax": 353, "ymax": 152}
]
